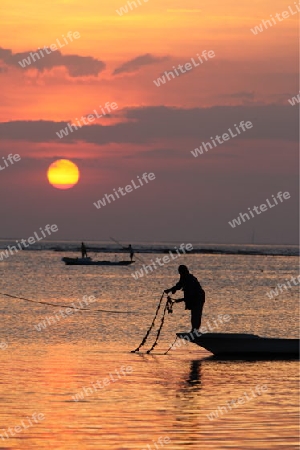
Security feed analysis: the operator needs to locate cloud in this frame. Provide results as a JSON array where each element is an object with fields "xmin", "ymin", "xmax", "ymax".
[
  {"xmin": 113, "ymin": 53, "xmax": 168, "ymax": 75},
  {"xmin": 0, "ymin": 104, "xmax": 297, "ymax": 145},
  {"xmin": 0, "ymin": 47, "xmax": 106, "ymax": 77}
]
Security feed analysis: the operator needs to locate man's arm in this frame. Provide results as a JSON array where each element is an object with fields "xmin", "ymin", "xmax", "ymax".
[{"xmin": 165, "ymin": 278, "xmax": 183, "ymax": 294}]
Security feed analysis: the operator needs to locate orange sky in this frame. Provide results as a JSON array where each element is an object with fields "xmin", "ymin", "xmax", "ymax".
[
  {"xmin": 0, "ymin": 0, "xmax": 298, "ymax": 119},
  {"xmin": 0, "ymin": 0, "xmax": 298, "ymax": 242}
]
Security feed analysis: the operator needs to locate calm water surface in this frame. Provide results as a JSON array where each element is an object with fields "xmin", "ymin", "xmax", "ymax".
[{"xmin": 0, "ymin": 249, "xmax": 299, "ymax": 449}]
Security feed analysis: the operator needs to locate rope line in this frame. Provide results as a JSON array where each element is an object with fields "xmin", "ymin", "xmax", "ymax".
[
  {"xmin": 164, "ymin": 335, "xmax": 179, "ymax": 355},
  {"xmin": 146, "ymin": 297, "xmax": 173, "ymax": 354},
  {"xmin": 0, "ymin": 292, "xmax": 138, "ymax": 314},
  {"xmin": 131, "ymin": 293, "xmax": 176, "ymax": 354},
  {"xmin": 131, "ymin": 291, "xmax": 165, "ymax": 352}
]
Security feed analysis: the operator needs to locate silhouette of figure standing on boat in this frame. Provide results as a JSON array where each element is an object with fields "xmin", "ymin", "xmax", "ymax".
[
  {"xmin": 81, "ymin": 242, "xmax": 88, "ymax": 259},
  {"xmin": 165, "ymin": 265, "xmax": 205, "ymax": 333},
  {"xmin": 128, "ymin": 244, "xmax": 134, "ymax": 262}
]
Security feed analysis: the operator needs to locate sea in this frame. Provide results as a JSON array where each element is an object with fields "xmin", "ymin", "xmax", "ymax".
[{"xmin": 0, "ymin": 241, "xmax": 299, "ymax": 449}]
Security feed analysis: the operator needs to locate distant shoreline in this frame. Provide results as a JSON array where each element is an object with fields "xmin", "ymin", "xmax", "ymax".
[
  {"xmin": 0, "ymin": 239, "xmax": 298, "ymax": 257},
  {"xmin": 0, "ymin": 243, "xmax": 297, "ymax": 257},
  {"xmin": 51, "ymin": 247, "xmax": 299, "ymax": 256}
]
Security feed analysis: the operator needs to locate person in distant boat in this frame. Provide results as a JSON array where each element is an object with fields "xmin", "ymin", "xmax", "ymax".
[
  {"xmin": 81, "ymin": 242, "xmax": 88, "ymax": 259},
  {"xmin": 164, "ymin": 265, "xmax": 205, "ymax": 333},
  {"xmin": 128, "ymin": 244, "xmax": 134, "ymax": 262}
]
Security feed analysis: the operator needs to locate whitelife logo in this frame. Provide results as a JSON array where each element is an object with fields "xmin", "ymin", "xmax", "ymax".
[
  {"xmin": 250, "ymin": 3, "xmax": 300, "ymax": 35},
  {"xmin": 0, "ymin": 153, "xmax": 21, "ymax": 171},
  {"xmin": 56, "ymin": 102, "xmax": 118, "ymax": 139},
  {"xmin": 288, "ymin": 91, "xmax": 300, "ymax": 106},
  {"xmin": 228, "ymin": 191, "xmax": 291, "ymax": 228},
  {"xmin": 93, "ymin": 172, "xmax": 156, "ymax": 209},
  {"xmin": 116, "ymin": 0, "xmax": 149, "ymax": 16},
  {"xmin": 18, "ymin": 31, "xmax": 81, "ymax": 68},
  {"xmin": 33, "ymin": 295, "xmax": 96, "ymax": 332},
  {"xmin": 72, "ymin": 366, "xmax": 133, "ymax": 401},
  {"xmin": 207, "ymin": 384, "xmax": 268, "ymax": 421},
  {"xmin": 0, "ymin": 341, "xmax": 8, "ymax": 350},
  {"xmin": 131, "ymin": 243, "xmax": 193, "ymax": 279},
  {"xmin": 0, "ymin": 412, "xmax": 45, "ymax": 441},
  {"xmin": 153, "ymin": 50, "xmax": 215, "ymax": 87},
  {"xmin": 169, "ymin": 315, "xmax": 232, "ymax": 351},
  {"xmin": 191, "ymin": 121, "xmax": 253, "ymax": 157},
  {"xmin": 266, "ymin": 275, "xmax": 300, "ymax": 299},
  {"xmin": 141, "ymin": 436, "xmax": 171, "ymax": 450},
  {"xmin": 0, "ymin": 224, "xmax": 58, "ymax": 261}
]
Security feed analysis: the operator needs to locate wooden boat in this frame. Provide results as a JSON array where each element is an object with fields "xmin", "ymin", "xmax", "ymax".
[
  {"xmin": 176, "ymin": 332, "xmax": 299, "ymax": 358},
  {"xmin": 62, "ymin": 257, "xmax": 134, "ymax": 266}
]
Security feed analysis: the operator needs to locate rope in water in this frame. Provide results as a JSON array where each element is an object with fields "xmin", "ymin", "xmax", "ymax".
[
  {"xmin": 2, "ymin": 291, "xmax": 180, "ymax": 351},
  {"xmin": 164, "ymin": 335, "xmax": 179, "ymax": 355},
  {"xmin": 131, "ymin": 293, "xmax": 176, "ymax": 354},
  {"xmin": 0, "ymin": 292, "xmax": 139, "ymax": 314},
  {"xmin": 146, "ymin": 296, "xmax": 173, "ymax": 354},
  {"xmin": 131, "ymin": 291, "xmax": 165, "ymax": 352}
]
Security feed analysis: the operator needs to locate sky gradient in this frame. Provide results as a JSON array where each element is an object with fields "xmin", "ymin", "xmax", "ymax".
[{"xmin": 0, "ymin": 0, "xmax": 299, "ymax": 243}]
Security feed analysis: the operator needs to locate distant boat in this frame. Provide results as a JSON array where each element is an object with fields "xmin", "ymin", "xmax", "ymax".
[
  {"xmin": 176, "ymin": 332, "xmax": 299, "ymax": 358},
  {"xmin": 62, "ymin": 257, "xmax": 134, "ymax": 266}
]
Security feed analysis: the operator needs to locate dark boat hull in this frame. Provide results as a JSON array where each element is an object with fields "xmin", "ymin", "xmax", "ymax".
[
  {"xmin": 176, "ymin": 332, "xmax": 299, "ymax": 358},
  {"xmin": 62, "ymin": 257, "xmax": 134, "ymax": 266}
]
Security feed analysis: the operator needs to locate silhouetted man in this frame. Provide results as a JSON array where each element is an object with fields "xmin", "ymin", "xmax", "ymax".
[
  {"xmin": 128, "ymin": 244, "xmax": 134, "ymax": 262},
  {"xmin": 81, "ymin": 242, "xmax": 87, "ymax": 259},
  {"xmin": 165, "ymin": 265, "xmax": 205, "ymax": 333}
]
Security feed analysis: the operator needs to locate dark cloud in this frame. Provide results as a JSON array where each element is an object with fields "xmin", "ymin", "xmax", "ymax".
[
  {"xmin": 113, "ymin": 53, "xmax": 169, "ymax": 75},
  {"xmin": 0, "ymin": 104, "xmax": 298, "ymax": 144},
  {"xmin": 0, "ymin": 47, "xmax": 106, "ymax": 77}
]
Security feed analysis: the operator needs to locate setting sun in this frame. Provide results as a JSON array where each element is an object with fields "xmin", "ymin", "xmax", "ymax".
[{"xmin": 47, "ymin": 159, "xmax": 80, "ymax": 190}]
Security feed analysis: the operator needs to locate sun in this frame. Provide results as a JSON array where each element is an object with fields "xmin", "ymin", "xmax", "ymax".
[{"xmin": 47, "ymin": 159, "xmax": 80, "ymax": 190}]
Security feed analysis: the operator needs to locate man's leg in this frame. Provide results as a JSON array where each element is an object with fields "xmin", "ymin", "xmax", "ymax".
[{"xmin": 191, "ymin": 302, "xmax": 204, "ymax": 330}]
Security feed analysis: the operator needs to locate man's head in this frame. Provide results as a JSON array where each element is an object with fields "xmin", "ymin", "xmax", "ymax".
[{"xmin": 178, "ymin": 265, "xmax": 189, "ymax": 276}]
